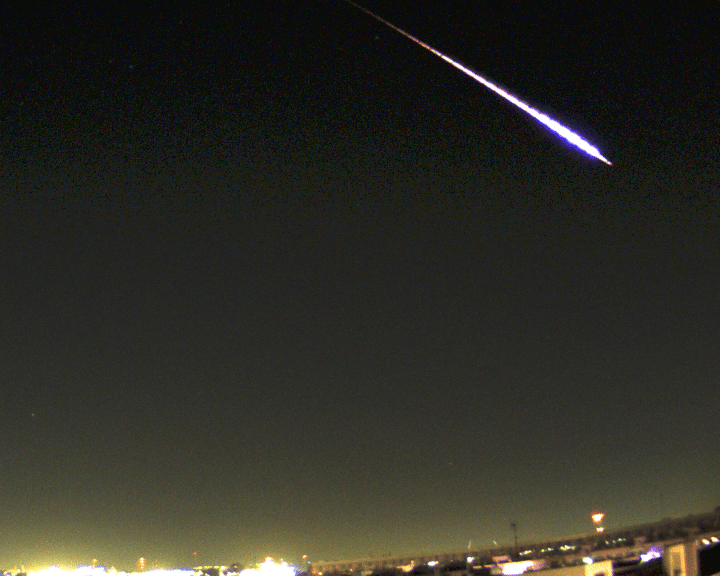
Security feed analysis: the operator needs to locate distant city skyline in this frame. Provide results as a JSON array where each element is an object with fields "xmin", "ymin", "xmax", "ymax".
[{"xmin": 4, "ymin": 507, "xmax": 720, "ymax": 572}]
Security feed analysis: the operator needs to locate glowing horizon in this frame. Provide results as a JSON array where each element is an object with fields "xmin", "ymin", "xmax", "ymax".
[{"xmin": 19, "ymin": 559, "xmax": 296, "ymax": 576}]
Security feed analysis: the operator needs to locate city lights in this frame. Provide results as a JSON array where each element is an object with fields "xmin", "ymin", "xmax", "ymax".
[
  {"xmin": 240, "ymin": 558, "xmax": 296, "ymax": 576},
  {"xmin": 501, "ymin": 561, "xmax": 536, "ymax": 575},
  {"xmin": 17, "ymin": 563, "xmax": 299, "ymax": 576},
  {"xmin": 24, "ymin": 568, "xmax": 197, "ymax": 576},
  {"xmin": 640, "ymin": 545, "xmax": 664, "ymax": 562}
]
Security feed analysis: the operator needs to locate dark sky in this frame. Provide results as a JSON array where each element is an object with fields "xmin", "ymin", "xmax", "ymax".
[{"xmin": 1, "ymin": 0, "xmax": 718, "ymax": 571}]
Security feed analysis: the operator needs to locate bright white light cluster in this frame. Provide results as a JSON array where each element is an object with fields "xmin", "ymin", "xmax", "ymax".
[
  {"xmin": 240, "ymin": 558, "xmax": 296, "ymax": 576},
  {"xmin": 141, "ymin": 571, "xmax": 197, "ymax": 576},
  {"xmin": 501, "ymin": 561, "xmax": 536, "ymax": 576},
  {"xmin": 640, "ymin": 545, "xmax": 664, "ymax": 563}
]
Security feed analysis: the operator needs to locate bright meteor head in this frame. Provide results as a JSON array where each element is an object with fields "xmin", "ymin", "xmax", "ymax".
[{"xmin": 344, "ymin": 0, "xmax": 612, "ymax": 166}]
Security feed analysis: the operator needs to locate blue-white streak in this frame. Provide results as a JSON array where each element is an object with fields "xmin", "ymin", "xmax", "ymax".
[{"xmin": 345, "ymin": 0, "xmax": 612, "ymax": 165}]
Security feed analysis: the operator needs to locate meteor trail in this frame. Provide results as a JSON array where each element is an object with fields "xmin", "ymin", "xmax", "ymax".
[{"xmin": 344, "ymin": 0, "xmax": 612, "ymax": 165}]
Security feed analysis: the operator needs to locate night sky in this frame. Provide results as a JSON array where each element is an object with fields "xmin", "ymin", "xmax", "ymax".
[{"xmin": 1, "ymin": 0, "xmax": 718, "ymax": 571}]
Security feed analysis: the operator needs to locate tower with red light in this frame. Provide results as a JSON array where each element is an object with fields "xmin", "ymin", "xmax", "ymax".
[{"xmin": 592, "ymin": 512, "xmax": 605, "ymax": 533}]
